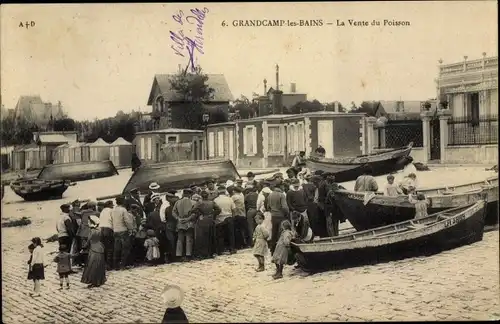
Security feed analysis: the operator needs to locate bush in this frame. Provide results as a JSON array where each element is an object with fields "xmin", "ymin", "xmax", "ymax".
[{"xmin": 1, "ymin": 217, "xmax": 32, "ymax": 228}]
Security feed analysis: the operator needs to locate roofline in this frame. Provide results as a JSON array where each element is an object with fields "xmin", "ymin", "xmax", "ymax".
[
  {"xmin": 135, "ymin": 129, "xmax": 204, "ymax": 135},
  {"xmin": 207, "ymin": 112, "xmax": 368, "ymax": 127}
]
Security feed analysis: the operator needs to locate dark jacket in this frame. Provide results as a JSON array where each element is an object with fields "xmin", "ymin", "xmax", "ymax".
[
  {"xmin": 146, "ymin": 210, "xmax": 164, "ymax": 235},
  {"xmin": 244, "ymin": 192, "xmax": 258, "ymax": 211},
  {"xmin": 286, "ymin": 189, "xmax": 308, "ymax": 213},
  {"xmin": 165, "ymin": 198, "xmax": 179, "ymax": 232}
]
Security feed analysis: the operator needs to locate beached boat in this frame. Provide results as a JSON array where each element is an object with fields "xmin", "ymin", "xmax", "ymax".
[
  {"xmin": 306, "ymin": 142, "xmax": 413, "ymax": 182},
  {"xmin": 36, "ymin": 160, "xmax": 119, "ymax": 182},
  {"xmin": 333, "ymin": 177, "xmax": 497, "ymax": 231},
  {"xmin": 291, "ymin": 201, "xmax": 486, "ymax": 272},
  {"xmin": 122, "ymin": 159, "xmax": 240, "ymax": 194},
  {"xmin": 10, "ymin": 179, "xmax": 72, "ymax": 201}
]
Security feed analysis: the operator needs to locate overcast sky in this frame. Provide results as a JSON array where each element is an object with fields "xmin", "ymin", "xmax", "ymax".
[{"xmin": 1, "ymin": 2, "xmax": 497, "ymax": 120}]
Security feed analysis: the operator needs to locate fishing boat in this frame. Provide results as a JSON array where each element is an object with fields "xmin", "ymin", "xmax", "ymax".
[
  {"xmin": 333, "ymin": 176, "xmax": 498, "ymax": 230},
  {"xmin": 306, "ymin": 142, "xmax": 413, "ymax": 182},
  {"xmin": 10, "ymin": 179, "xmax": 72, "ymax": 201},
  {"xmin": 122, "ymin": 159, "xmax": 240, "ymax": 194},
  {"xmin": 36, "ymin": 160, "xmax": 119, "ymax": 182},
  {"xmin": 291, "ymin": 201, "xmax": 486, "ymax": 272}
]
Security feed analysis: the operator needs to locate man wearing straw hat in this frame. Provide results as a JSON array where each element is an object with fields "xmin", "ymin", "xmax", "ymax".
[
  {"xmin": 160, "ymin": 284, "xmax": 188, "ymax": 323},
  {"xmin": 144, "ymin": 182, "xmax": 161, "ymax": 215}
]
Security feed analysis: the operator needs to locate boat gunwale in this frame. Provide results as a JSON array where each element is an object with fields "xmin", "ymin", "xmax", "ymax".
[
  {"xmin": 333, "ymin": 186, "xmax": 492, "ymax": 207},
  {"xmin": 291, "ymin": 201, "xmax": 485, "ymax": 252},
  {"xmin": 307, "ymin": 144, "xmax": 412, "ymax": 166}
]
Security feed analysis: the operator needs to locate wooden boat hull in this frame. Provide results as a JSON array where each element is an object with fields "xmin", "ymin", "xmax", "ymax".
[
  {"xmin": 291, "ymin": 202, "xmax": 486, "ymax": 272},
  {"xmin": 122, "ymin": 159, "xmax": 240, "ymax": 194},
  {"xmin": 37, "ymin": 161, "xmax": 119, "ymax": 182},
  {"xmin": 10, "ymin": 179, "xmax": 71, "ymax": 201},
  {"xmin": 306, "ymin": 144, "xmax": 412, "ymax": 183},
  {"xmin": 334, "ymin": 177, "xmax": 498, "ymax": 230}
]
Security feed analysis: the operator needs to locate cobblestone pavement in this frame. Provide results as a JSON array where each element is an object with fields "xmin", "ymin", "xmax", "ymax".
[{"xmin": 2, "ymin": 228, "xmax": 499, "ymax": 323}]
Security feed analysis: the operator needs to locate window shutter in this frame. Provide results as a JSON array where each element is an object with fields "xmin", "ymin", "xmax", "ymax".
[
  {"xmin": 252, "ymin": 127, "xmax": 257, "ymax": 154},
  {"xmin": 140, "ymin": 138, "xmax": 145, "ymax": 159},
  {"xmin": 243, "ymin": 127, "xmax": 248, "ymax": 155}
]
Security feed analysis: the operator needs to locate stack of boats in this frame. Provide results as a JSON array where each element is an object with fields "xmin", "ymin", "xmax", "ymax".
[{"xmin": 292, "ymin": 143, "xmax": 499, "ymax": 272}]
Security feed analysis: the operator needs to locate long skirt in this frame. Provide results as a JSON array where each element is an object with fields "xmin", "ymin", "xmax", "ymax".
[
  {"xmin": 81, "ymin": 249, "xmax": 106, "ymax": 286},
  {"xmin": 193, "ymin": 215, "xmax": 215, "ymax": 259}
]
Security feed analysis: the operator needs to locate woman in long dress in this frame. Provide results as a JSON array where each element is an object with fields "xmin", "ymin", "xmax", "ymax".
[
  {"xmin": 81, "ymin": 215, "xmax": 106, "ymax": 288},
  {"xmin": 191, "ymin": 191, "xmax": 221, "ymax": 259}
]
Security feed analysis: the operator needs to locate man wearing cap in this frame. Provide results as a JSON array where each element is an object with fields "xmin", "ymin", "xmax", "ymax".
[
  {"xmin": 291, "ymin": 151, "xmax": 306, "ymax": 169},
  {"xmin": 99, "ymin": 200, "xmax": 114, "ymax": 269},
  {"xmin": 173, "ymin": 189, "xmax": 196, "ymax": 261},
  {"xmin": 323, "ymin": 173, "xmax": 346, "ymax": 237},
  {"xmin": 267, "ymin": 184, "xmax": 290, "ymax": 254},
  {"xmin": 205, "ymin": 181, "xmax": 219, "ymax": 201},
  {"xmin": 129, "ymin": 188, "xmax": 144, "ymax": 209},
  {"xmin": 302, "ymin": 175, "xmax": 324, "ymax": 238},
  {"xmin": 286, "ymin": 179, "xmax": 308, "ymax": 218},
  {"xmin": 56, "ymin": 204, "xmax": 76, "ymax": 253},
  {"xmin": 245, "ymin": 172, "xmax": 257, "ymax": 189},
  {"xmin": 111, "ymin": 195, "xmax": 136, "ymax": 270},
  {"xmin": 231, "ymin": 186, "xmax": 250, "ymax": 248},
  {"xmin": 164, "ymin": 191, "xmax": 180, "ymax": 263},
  {"xmin": 213, "ymin": 185, "xmax": 237, "ymax": 254},
  {"xmin": 244, "ymin": 186, "xmax": 259, "ymax": 238}
]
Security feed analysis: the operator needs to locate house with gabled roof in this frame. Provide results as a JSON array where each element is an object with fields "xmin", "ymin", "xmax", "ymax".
[{"xmin": 146, "ymin": 73, "xmax": 233, "ymax": 130}]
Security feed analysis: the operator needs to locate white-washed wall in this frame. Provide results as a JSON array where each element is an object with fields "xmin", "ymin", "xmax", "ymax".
[{"xmin": 444, "ymin": 145, "xmax": 498, "ymax": 164}]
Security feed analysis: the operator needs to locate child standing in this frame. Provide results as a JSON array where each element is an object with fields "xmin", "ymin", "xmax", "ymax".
[
  {"xmin": 144, "ymin": 229, "xmax": 161, "ymax": 265},
  {"xmin": 271, "ymin": 220, "xmax": 294, "ymax": 280},
  {"xmin": 384, "ymin": 174, "xmax": 403, "ymax": 196},
  {"xmin": 53, "ymin": 245, "xmax": 73, "ymax": 290},
  {"xmin": 30, "ymin": 237, "xmax": 45, "ymax": 297},
  {"xmin": 252, "ymin": 213, "xmax": 269, "ymax": 272},
  {"xmin": 27, "ymin": 243, "xmax": 35, "ymax": 282},
  {"xmin": 408, "ymin": 193, "xmax": 429, "ymax": 220}
]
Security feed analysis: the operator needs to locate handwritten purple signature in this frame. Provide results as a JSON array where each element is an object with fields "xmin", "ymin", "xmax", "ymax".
[{"xmin": 170, "ymin": 8, "xmax": 209, "ymax": 73}]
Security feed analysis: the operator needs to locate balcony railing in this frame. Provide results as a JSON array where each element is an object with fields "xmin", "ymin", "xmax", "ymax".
[{"xmin": 439, "ymin": 56, "xmax": 498, "ymax": 76}]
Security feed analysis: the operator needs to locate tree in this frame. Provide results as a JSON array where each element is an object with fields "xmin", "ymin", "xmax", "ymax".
[
  {"xmin": 287, "ymin": 100, "xmax": 324, "ymax": 114},
  {"xmin": 53, "ymin": 118, "xmax": 76, "ymax": 131},
  {"xmin": 230, "ymin": 95, "xmax": 258, "ymax": 119},
  {"xmin": 168, "ymin": 65, "xmax": 220, "ymax": 129}
]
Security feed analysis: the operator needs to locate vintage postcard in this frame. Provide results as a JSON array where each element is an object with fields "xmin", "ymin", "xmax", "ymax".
[{"xmin": 1, "ymin": 2, "xmax": 498, "ymax": 323}]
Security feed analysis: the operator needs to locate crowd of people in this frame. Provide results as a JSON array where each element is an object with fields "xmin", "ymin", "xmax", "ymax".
[
  {"xmin": 42, "ymin": 168, "xmax": 354, "ymax": 286},
  {"xmin": 26, "ymin": 160, "xmax": 424, "ymax": 296}
]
